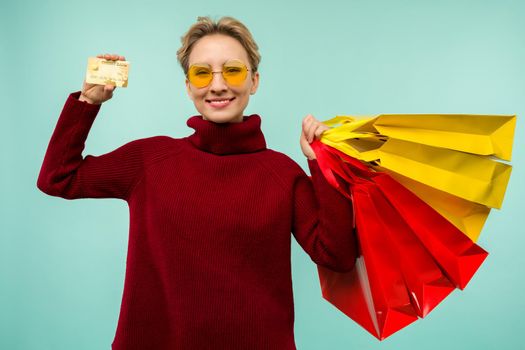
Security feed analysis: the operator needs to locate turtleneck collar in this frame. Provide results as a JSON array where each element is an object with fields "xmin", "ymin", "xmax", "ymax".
[{"xmin": 185, "ymin": 114, "xmax": 267, "ymax": 155}]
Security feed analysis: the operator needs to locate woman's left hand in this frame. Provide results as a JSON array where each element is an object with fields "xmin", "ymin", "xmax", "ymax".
[{"xmin": 300, "ymin": 114, "xmax": 330, "ymax": 160}]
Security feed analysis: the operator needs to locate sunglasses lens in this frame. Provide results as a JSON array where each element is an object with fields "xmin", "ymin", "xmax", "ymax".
[
  {"xmin": 188, "ymin": 60, "xmax": 248, "ymax": 87},
  {"xmin": 223, "ymin": 61, "xmax": 247, "ymax": 86},
  {"xmin": 188, "ymin": 65, "xmax": 212, "ymax": 88}
]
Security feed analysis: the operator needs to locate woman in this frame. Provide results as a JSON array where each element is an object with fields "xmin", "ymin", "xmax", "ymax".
[{"xmin": 37, "ymin": 16, "xmax": 357, "ymax": 350}]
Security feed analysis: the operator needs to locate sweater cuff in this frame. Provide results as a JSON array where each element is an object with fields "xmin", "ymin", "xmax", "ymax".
[
  {"xmin": 307, "ymin": 158, "xmax": 334, "ymax": 192},
  {"xmin": 307, "ymin": 158, "xmax": 322, "ymax": 178},
  {"xmin": 307, "ymin": 157, "xmax": 317, "ymax": 169},
  {"xmin": 68, "ymin": 91, "xmax": 102, "ymax": 112}
]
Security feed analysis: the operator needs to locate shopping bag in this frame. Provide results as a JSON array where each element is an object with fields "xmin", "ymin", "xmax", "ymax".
[
  {"xmin": 318, "ymin": 179, "xmax": 456, "ymax": 339},
  {"xmin": 377, "ymin": 167, "xmax": 490, "ymax": 242},
  {"xmin": 311, "ymin": 139, "xmax": 488, "ymax": 340},
  {"xmin": 320, "ymin": 114, "xmax": 515, "ymax": 209},
  {"xmin": 316, "ymin": 174, "xmax": 421, "ymax": 340},
  {"xmin": 372, "ymin": 114, "xmax": 516, "ymax": 161},
  {"xmin": 321, "ymin": 114, "xmax": 516, "ymax": 160},
  {"xmin": 379, "ymin": 138, "xmax": 511, "ymax": 209},
  {"xmin": 316, "ymin": 140, "xmax": 490, "ymax": 287}
]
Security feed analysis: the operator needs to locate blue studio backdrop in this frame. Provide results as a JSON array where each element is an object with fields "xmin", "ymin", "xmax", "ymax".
[{"xmin": 1, "ymin": 0, "xmax": 524, "ymax": 349}]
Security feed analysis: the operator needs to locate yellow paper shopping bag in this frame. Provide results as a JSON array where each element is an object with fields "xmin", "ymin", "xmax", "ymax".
[
  {"xmin": 320, "ymin": 116, "xmax": 384, "ymax": 162},
  {"xmin": 319, "ymin": 114, "xmax": 515, "ymax": 209},
  {"xmin": 378, "ymin": 139, "xmax": 512, "ymax": 209},
  {"xmin": 376, "ymin": 166, "xmax": 491, "ymax": 242},
  {"xmin": 373, "ymin": 114, "xmax": 516, "ymax": 161},
  {"xmin": 317, "ymin": 113, "xmax": 516, "ymax": 240}
]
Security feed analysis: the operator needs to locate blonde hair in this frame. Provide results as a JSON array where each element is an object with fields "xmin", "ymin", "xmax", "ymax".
[{"xmin": 177, "ymin": 16, "xmax": 261, "ymax": 76}]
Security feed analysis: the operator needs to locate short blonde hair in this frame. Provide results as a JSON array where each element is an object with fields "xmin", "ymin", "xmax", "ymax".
[{"xmin": 176, "ymin": 16, "xmax": 261, "ymax": 76}]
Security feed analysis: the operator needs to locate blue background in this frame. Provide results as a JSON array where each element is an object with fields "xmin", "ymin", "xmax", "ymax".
[{"xmin": 1, "ymin": 0, "xmax": 524, "ymax": 349}]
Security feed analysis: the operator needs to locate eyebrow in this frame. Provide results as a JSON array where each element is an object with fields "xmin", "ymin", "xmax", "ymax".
[{"xmin": 190, "ymin": 59, "xmax": 245, "ymax": 67}]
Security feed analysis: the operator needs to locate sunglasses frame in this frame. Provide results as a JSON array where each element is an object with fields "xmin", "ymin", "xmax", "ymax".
[{"xmin": 186, "ymin": 59, "xmax": 251, "ymax": 88}]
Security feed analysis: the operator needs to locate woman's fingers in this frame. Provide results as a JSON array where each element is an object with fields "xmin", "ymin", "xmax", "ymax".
[
  {"xmin": 303, "ymin": 115, "xmax": 316, "ymax": 142},
  {"xmin": 315, "ymin": 123, "xmax": 329, "ymax": 138},
  {"xmin": 305, "ymin": 116, "xmax": 316, "ymax": 143},
  {"xmin": 97, "ymin": 53, "xmax": 121, "ymax": 60},
  {"xmin": 299, "ymin": 126, "xmax": 315, "ymax": 160},
  {"xmin": 96, "ymin": 53, "xmax": 125, "ymax": 61},
  {"xmin": 303, "ymin": 114, "xmax": 327, "ymax": 143},
  {"xmin": 303, "ymin": 114, "xmax": 329, "ymax": 143}
]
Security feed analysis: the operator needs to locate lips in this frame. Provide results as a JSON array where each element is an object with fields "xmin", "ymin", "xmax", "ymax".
[
  {"xmin": 206, "ymin": 97, "xmax": 235, "ymax": 108},
  {"xmin": 205, "ymin": 97, "xmax": 235, "ymax": 103}
]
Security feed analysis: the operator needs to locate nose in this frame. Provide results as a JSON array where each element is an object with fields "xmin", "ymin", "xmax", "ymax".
[{"xmin": 209, "ymin": 71, "xmax": 228, "ymax": 92}]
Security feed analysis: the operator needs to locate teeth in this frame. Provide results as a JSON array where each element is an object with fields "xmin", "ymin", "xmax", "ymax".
[{"xmin": 209, "ymin": 99, "xmax": 231, "ymax": 104}]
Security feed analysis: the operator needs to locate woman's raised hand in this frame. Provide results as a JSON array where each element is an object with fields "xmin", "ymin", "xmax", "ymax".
[
  {"xmin": 79, "ymin": 53, "xmax": 126, "ymax": 105},
  {"xmin": 300, "ymin": 114, "xmax": 330, "ymax": 160}
]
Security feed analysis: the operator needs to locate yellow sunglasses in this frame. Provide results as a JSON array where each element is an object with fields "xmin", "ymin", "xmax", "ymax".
[{"xmin": 187, "ymin": 59, "xmax": 250, "ymax": 88}]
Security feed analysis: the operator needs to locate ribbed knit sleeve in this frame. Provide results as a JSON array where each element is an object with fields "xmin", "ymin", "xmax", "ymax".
[
  {"xmin": 291, "ymin": 158, "xmax": 357, "ymax": 273},
  {"xmin": 37, "ymin": 91, "xmax": 146, "ymax": 201}
]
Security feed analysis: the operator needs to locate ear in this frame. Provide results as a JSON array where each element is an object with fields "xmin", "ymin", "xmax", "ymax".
[
  {"xmin": 185, "ymin": 78, "xmax": 194, "ymax": 101},
  {"xmin": 250, "ymin": 71, "xmax": 259, "ymax": 95}
]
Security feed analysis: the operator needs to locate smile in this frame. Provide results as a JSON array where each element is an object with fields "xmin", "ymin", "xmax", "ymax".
[{"xmin": 206, "ymin": 97, "xmax": 235, "ymax": 108}]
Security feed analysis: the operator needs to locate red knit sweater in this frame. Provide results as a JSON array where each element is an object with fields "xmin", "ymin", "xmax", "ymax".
[{"xmin": 37, "ymin": 91, "xmax": 357, "ymax": 350}]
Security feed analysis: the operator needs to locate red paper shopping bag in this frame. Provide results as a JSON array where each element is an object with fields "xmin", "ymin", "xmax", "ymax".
[
  {"xmin": 317, "ymin": 158, "xmax": 453, "ymax": 339},
  {"xmin": 311, "ymin": 139, "xmax": 488, "ymax": 339},
  {"xmin": 365, "ymin": 182, "xmax": 456, "ymax": 317}
]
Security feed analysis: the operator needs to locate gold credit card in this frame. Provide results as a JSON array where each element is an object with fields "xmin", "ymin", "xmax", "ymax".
[{"xmin": 85, "ymin": 57, "xmax": 130, "ymax": 87}]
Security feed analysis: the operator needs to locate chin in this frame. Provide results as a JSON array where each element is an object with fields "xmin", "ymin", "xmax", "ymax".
[{"xmin": 202, "ymin": 111, "xmax": 243, "ymax": 123}]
